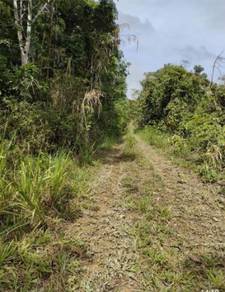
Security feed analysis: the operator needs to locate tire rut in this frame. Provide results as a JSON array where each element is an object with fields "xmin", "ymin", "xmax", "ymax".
[
  {"xmin": 66, "ymin": 147, "xmax": 144, "ymax": 292},
  {"xmin": 136, "ymin": 135, "xmax": 225, "ymax": 253}
]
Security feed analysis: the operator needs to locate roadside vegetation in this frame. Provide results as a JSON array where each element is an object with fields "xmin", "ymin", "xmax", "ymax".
[
  {"xmin": 136, "ymin": 64, "xmax": 225, "ymax": 183},
  {"xmin": 0, "ymin": 0, "xmax": 128, "ymax": 289},
  {"xmin": 0, "ymin": 152, "xmax": 98, "ymax": 290},
  {"xmin": 1, "ymin": 0, "xmax": 225, "ymax": 290}
]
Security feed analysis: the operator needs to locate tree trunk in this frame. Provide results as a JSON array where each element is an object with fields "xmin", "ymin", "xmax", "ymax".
[
  {"xmin": 13, "ymin": 0, "xmax": 27, "ymax": 65},
  {"xmin": 13, "ymin": 0, "xmax": 48, "ymax": 66},
  {"xmin": 21, "ymin": 50, "xmax": 29, "ymax": 65}
]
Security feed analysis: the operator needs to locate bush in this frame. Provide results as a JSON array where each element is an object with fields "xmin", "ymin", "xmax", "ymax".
[
  {"xmin": 0, "ymin": 99, "xmax": 53, "ymax": 154},
  {"xmin": 138, "ymin": 64, "xmax": 225, "ymax": 179},
  {"xmin": 0, "ymin": 146, "xmax": 75, "ymax": 236}
]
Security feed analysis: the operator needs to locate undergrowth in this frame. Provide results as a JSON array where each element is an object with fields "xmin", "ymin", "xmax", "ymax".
[
  {"xmin": 136, "ymin": 64, "xmax": 225, "ymax": 183},
  {"xmin": 0, "ymin": 139, "xmax": 98, "ymax": 290},
  {"xmin": 122, "ymin": 125, "xmax": 137, "ymax": 160},
  {"xmin": 138, "ymin": 126, "xmax": 224, "ymax": 183}
]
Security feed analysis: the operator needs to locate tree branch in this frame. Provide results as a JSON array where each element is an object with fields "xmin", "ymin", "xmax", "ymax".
[
  {"xmin": 13, "ymin": 0, "xmax": 24, "ymax": 52},
  {"xmin": 211, "ymin": 50, "xmax": 224, "ymax": 86},
  {"xmin": 32, "ymin": 0, "xmax": 51, "ymax": 24}
]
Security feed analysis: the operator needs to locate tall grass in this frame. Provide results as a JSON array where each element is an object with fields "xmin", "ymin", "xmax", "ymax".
[
  {"xmin": 138, "ymin": 126, "xmax": 223, "ymax": 182},
  {"xmin": 45, "ymin": 153, "xmax": 71, "ymax": 206},
  {"xmin": 0, "ymin": 139, "xmax": 95, "ymax": 290},
  {"xmin": 0, "ymin": 149, "xmax": 73, "ymax": 232},
  {"xmin": 138, "ymin": 126, "xmax": 170, "ymax": 150},
  {"xmin": 123, "ymin": 125, "xmax": 137, "ymax": 159},
  {"xmin": 16, "ymin": 157, "xmax": 45, "ymax": 224}
]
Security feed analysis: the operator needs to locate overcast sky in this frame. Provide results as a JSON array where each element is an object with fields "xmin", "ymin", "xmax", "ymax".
[{"xmin": 116, "ymin": 0, "xmax": 225, "ymax": 98}]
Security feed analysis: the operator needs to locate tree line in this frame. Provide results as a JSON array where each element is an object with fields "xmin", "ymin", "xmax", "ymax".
[
  {"xmin": 0, "ymin": 0, "xmax": 128, "ymax": 158},
  {"xmin": 135, "ymin": 64, "xmax": 225, "ymax": 182},
  {"xmin": 0, "ymin": 2, "xmax": 129, "ymax": 289}
]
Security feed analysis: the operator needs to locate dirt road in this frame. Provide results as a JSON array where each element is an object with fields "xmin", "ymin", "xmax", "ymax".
[{"xmin": 66, "ymin": 135, "xmax": 225, "ymax": 291}]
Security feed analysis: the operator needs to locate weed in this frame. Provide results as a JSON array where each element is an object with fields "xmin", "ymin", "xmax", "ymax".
[
  {"xmin": 16, "ymin": 156, "xmax": 46, "ymax": 224},
  {"xmin": 206, "ymin": 269, "xmax": 225, "ymax": 289},
  {"xmin": 123, "ymin": 132, "xmax": 137, "ymax": 160},
  {"xmin": 198, "ymin": 163, "xmax": 219, "ymax": 183},
  {"xmin": 99, "ymin": 136, "xmax": 118, "ymax": 150},
  {"xmin": 138, "ymin": 127, "xmax": 169, "ymax": 150},
  {"xmin": 136, "ymin": 196, "xmax": 152, "ymax": 213},
  {"xmin": 0, "ymin": 241, "xmax": 16, "ymax": 267},
  {"xmin": 139, "ymin": 126, "xmax": 223, "ymax": 183},
  {"xmin": 45, "ymin": 152, "xmax": 71, "ymax": 207},
  {"xmin": 0, "ymin": 138, "xmax": 97, "ymax": 290}
]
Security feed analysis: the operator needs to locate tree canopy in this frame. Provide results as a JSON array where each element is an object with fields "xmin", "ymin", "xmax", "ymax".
[{"xmin": 0, "ymin": 0, "xmax": 128, "ymax": 156}]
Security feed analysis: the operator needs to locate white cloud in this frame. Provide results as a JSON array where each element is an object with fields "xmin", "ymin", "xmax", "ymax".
[{"xmin": 116, "ymin": 0, "xmax": 225, "ymax": 97}]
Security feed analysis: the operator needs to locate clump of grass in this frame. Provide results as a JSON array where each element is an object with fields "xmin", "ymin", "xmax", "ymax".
[
  {"xmin": 138, "ymin": 126, "xmax": 169, "ymax": 150},
  {"xmin": 135, "ymin": 195, "xmax": 152, "ymax": 213},
  {"xmin": 45, "ymin": 153, "xmax": 71, "ymax": 207},
  {"xmin": 198, "ymin": 163, "xmax": 219, "ymax": 183},
  {"xmin": 0, "ymin": 241, "xmax": 17, "ymax": 267},
  {"xmin": 207, "ymin": 269, "xmax": 225, "ymax": 289},
  {"xmin": 139, "ymin": 126, "xmax": 223, "ymax": 183},
  {"xmin": 2, "ymin": 152, "xmax": 73, "ymax": 229},
  {"xmin": 99, "ymin": 136, "xmax": 118, "ymax": 150},
  {"xmin": 0, "ymin": 139, "xmax": 96, "ymax": 290},
  {"xmin": 123, "ymin": 132, "xmax": 137, "ymax": 160},
  {"xmin": 16, "ymin": 156, "xmax": 46, "ymax": 224}
]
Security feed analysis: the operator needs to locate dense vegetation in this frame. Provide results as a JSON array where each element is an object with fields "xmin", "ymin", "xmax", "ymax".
[
  {"xmin": 0, "ymin": 0, "xmax": 128, "ymax": 155},
  {"xmin": 1, "ymin": 0, "xmax": 224, "ymax": 288},
  {"xmin": 0, "ymin": 0, "xmax": 128, "ymax": 289},
  {"xmin": 137, "ymin": 64, "xmax": 225, "ymax": 182}
]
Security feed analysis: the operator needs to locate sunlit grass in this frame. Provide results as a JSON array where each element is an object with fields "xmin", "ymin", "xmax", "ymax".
[
  {"xmin": 123, "ymin": 126, "xmax": 138, "ymax": 160},
  {"xmin": 122, "ymin": 152, "xmax": 225, "ymax": 291},
  {"xmin": 0, "ymin": 139, "xmax": 97, "ymax": 290},
  {"xmin": 138, "ymin": 126, "xmax": 222, "ymax": 182}
]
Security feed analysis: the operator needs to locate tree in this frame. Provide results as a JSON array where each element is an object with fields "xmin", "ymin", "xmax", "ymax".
[
  {"xmin": 138, "ymin": 64, "xmax": 207, "ymax": 129},
  {"xmin": 1, "ymin": 0, "xmax": 127, "ymax": 154},
  {"xmin": 210, "ymin": 50, "xmax": 225, "ymax": 86},
  {"xmin": 13, "ymin": 0, "xmax": 50, "ymax": 65},
  {"xmin": 194, "ymin": 65, "xmax": 204, "ymax": 75}
]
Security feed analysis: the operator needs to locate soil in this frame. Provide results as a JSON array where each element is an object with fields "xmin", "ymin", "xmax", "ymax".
[{"xmin": 65, "ymin": 136, "xmax": 225, "ymax": 291}]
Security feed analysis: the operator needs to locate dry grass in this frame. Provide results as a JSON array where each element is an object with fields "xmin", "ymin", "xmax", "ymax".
[{"xmin": 122, "ymin": 135, "xmax": 225, "ymax": 291}]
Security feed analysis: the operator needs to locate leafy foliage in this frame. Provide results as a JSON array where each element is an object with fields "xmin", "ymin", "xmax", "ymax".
[
  {"xmin": 0, "ymin": 0, "xmax": 128, "ymax": 289},
  {"xmin": 0, "ymin": 0, "xmax": 127, "ymax": 157},
  {"xmin": 138, "ymin": 64, "xmax": 225, "ymax": 180}
]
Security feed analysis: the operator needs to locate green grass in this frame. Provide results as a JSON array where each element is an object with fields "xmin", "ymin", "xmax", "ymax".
[
  {"xmin": 99, "ymin": 136, "xmax": 118, "ymax": 151},
  {"xmin": 138, "ymin": 126, "xmax": 170, "ymax": 151},
  {"xmin": 123, "ymin": 126, "xmax": 138, "ymax": 160},
  {"xmin": 0, "ymin": 230, "xmax": 88, "ymax": 291},
  {"xmin": 122, "ymin": 154, "xmax": 225, "ymax": 291},
  {"xmin": 138, "ymin": 126, "xmax": 223, "ymax": 183},
  {"xmin": 0, "ymin": 139, "xmax": 99, "ymax": 290},
  {"xmin": 126, "ymin": 188, "xmax": 225, "ymax": 290}
]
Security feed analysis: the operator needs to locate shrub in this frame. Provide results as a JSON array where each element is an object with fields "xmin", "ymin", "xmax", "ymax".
[
  {"xmin": 138, "ymin": 64, "xmax": 225, "ymax": 179},
  {"xmin": 0, "ymin": 147, "xmax": 75, "ymax": 236}
]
